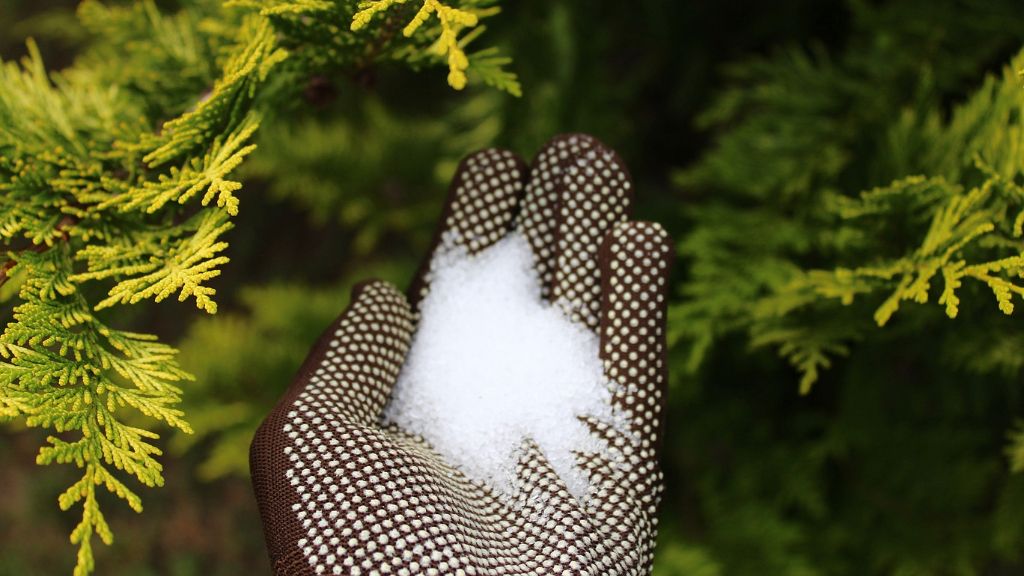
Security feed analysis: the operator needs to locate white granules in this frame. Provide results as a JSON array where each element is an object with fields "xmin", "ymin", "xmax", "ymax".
[{"xmin": 384, "ymin": 232, "xmax": 616, "ymax": 501}]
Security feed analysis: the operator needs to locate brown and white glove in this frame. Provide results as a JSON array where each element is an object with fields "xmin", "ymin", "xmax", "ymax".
[{"xmin": 250, "ymin": 134, "xmax": 673, "ymax": 576}]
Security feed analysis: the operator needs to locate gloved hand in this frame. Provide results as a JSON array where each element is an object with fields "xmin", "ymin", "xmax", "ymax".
[{"xmin": 250, "ymin": 134, "xmax": 673, "ymax": 576}]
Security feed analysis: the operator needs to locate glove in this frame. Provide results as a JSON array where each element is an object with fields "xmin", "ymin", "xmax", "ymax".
[{"xmin": 250, "ymin": 134, "xmax": 673, "ymax": 576}]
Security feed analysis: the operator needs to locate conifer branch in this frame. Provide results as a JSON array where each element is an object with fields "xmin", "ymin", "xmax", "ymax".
[
  {"xmin": 1, "ymin": 247, "xmax": 192, "ymax": 575},
  {"xmin": 677, "ymin": 44, "xmax": 1024, "ymax": 392},
  {"xmin": 350, "ymin": 0, "xmax": 518, "ymax": 93},
  {"xmin": 73, "ymin": 211, "xmax": 233, "ymax": 313}
]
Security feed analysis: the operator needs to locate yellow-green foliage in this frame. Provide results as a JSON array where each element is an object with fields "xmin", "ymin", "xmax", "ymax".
[
  {"xmin": 0, "ymin": 1, "xmax": 515, "ymax": 574},
  {"xmin": 241, "ymin": 0, "xmax": 519, "ymax": 95},
  {"xmin": 677, "ymin": 50, "xmax": 1024, "ymax": 395},
  {"xmin": 1, "ymin": 247, "xmax": 193, "ymax": 576},
  {"xmin": 353, "ymin": 0, "xmax": 479, "ymax": 90},
  {"xmin": 755, "ymin": 55, "xmax": 1024, "ymax": 390}
]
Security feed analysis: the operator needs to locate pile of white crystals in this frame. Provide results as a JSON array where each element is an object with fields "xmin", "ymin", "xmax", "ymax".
[{"xmin": 383, "ymin": 232, "xmax": 618, "ymax": 501}]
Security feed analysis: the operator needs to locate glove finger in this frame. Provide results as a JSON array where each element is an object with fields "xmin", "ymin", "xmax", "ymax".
[
  {"xmin": 520, "ymin": 132, "xmax": 630, "ymax": 325},
  {"xmin": 408, "ymin": 148, "xmax": 527, "ymax": 312},
  {"xmin": 598, "ymin": 221, "xmax": 673, "ymax": 455},
  {"xmin": 521, "ymin": 135, "xmax": 634, "ymax": 328},
  {"xmin": 250, "ymin": 279, "xmax": 414, "ymax": 571},
  {"xmin": 516, "ymin": 133, "xmax": 603, "ymax": 301},
  {"xmin": 585, "ymin": 222, "xmax": 671, "ymax": 575}
]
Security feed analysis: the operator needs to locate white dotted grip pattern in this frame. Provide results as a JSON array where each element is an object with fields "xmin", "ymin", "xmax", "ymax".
[{"xmin": 251, "ymin": 134, "xmax": 673, "ymax": 576}]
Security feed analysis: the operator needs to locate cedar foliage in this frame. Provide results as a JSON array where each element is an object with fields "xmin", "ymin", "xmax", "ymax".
[{"xmin": 0, "ymin": 1, "xmax": 514, "ymax": 573}]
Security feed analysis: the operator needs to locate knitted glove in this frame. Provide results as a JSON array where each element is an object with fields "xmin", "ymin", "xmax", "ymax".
[{"xmin": 250, "ymin": 134, "xmax": 673, "ymax": 576}]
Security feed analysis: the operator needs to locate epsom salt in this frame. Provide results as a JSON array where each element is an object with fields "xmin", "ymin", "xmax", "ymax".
[{"xmin": 384, "ymin": 232, "xmax": 616, "ymax": 501}]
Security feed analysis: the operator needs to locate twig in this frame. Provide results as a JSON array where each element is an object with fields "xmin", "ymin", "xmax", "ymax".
[{"xmin": 352, "ymin": 8, "xmax": 406, "ymax": 89}]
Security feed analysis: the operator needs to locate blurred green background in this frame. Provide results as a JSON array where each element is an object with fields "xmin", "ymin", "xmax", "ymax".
[{"xmin": 3, "ymin": 0, "xmax": 1024, "ymax": 574}]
